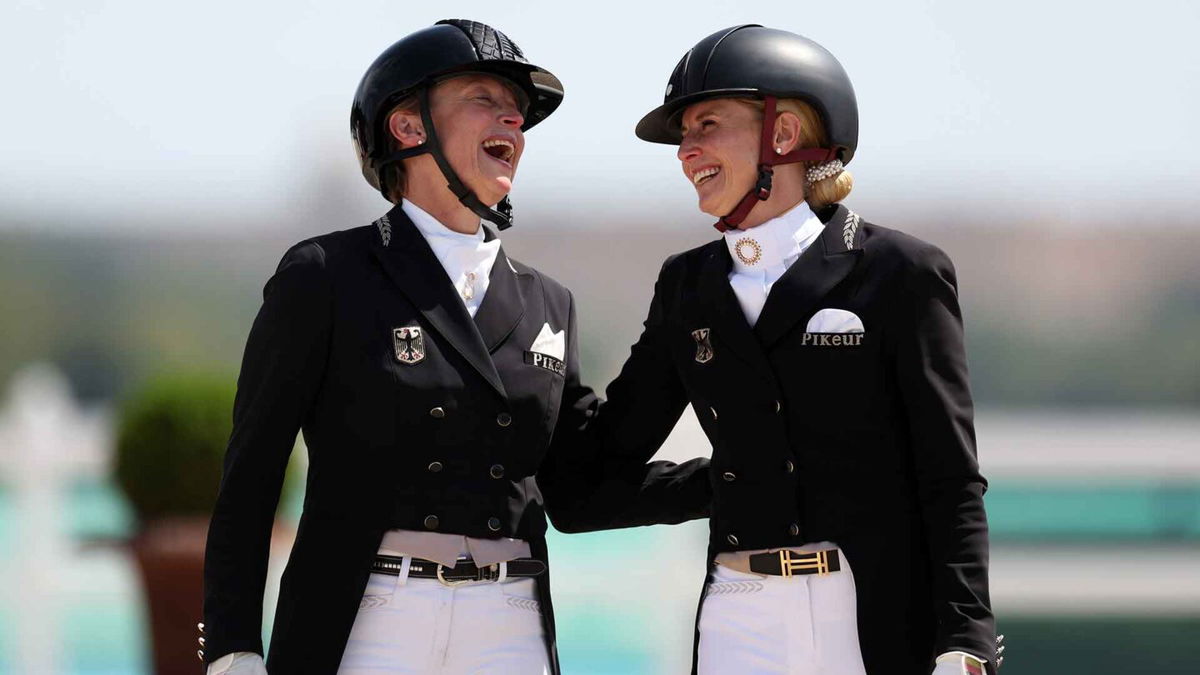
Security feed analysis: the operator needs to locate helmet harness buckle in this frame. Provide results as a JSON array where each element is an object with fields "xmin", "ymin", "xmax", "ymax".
[{"xmin": 714, "ymin": 95, "xmax": 838, "ymax": 233}]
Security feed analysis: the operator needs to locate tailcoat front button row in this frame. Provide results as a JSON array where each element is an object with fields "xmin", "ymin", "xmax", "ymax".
[
  {"xmin": 490, "ymin": 464, "xmax": 505, "ymax": 479},
  {"xmin": 427, "ymin": 461, "xmax": 443, "ymax": 473},
  {"xmin": 197, "ymin": 650, "xmax": 205, "ymax": 662},
  {"xmin": 775, "ymin": 400, "xmax": 782, "ymax": 413},
  {"xmin": 496, "ymin": 412, "xmax": 512, "ymax": 427},
  {"xmin": 710, "ymin": 406, "xmax": 718, "ymax": 420},
  {"xmin": 423, "ymin": 514, "xmax": 440, "ymax": 530},
  {"xmin": 430, "ymin": 406, "xmax": 446, "ymax": 418},
  {"xmin": 722, "ymin": 471, "xmax": 737, "ymax": 482},
  {"xmin": 726, "ymin": 534, "xmax": 739, "ymax": 546},
  {"xmin": 198, "ymin": 637, "xmax": 205, "ymax": 647},
  {"xmin": 487, "ymin": 517, "xmax": 502, "ymax": 532},
  {"xmin": 788, "ymin": 523, "xmax": 800, "ymax": 536},
  {"xmin": 785, "ymin": 460, "xmax": 795, "ymax": 474}
]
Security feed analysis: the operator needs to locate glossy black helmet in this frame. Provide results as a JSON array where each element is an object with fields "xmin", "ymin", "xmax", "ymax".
[
  {"xmin": 351, "ymin": 20, "xmax": 564, "ymax": 228},
  {"xmin": 636, "ymin": 24, "xmax": 858, "ymax": 166}
]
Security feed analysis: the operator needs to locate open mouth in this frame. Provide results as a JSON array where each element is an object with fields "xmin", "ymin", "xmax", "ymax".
[
  {"xmin": 692, "ymin": 166, "xmax": 720, "ymax": 186},
  {"xmin": 482, "ymin": 138, "xmax": 515, "ymax": 164}
]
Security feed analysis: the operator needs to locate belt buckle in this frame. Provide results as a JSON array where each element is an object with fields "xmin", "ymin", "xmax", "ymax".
[
  {"xmin": 778, "ymin": 549, "xmax": 832, "ymax": 578},
  {"xmin": 477, "ymin": 563, "xmax": 499, "ymax": 582},
  {"xmin": 436, "ymin": 564, "xmax": 473, "ymax": 587},
  {"xmin": 436, "ymin": 562, "xmax": 500, "ymax": 586}
]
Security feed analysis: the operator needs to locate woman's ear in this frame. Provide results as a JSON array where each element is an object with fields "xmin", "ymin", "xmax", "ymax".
[
  {"xmin": 773, "ymin": 111, "xmax": 803, "ymax": 155},
  {"xmin": 388, "ymin": 109, "xmax": 426, "ymax": 149}
]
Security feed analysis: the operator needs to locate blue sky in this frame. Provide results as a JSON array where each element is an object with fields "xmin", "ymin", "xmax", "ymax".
[{"xmin": 2, "ymin": 0, "xmax": 1197, "ymax": 230}]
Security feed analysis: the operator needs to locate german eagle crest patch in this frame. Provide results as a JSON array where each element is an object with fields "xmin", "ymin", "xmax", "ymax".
[{"xmin": 692, "ymin": 328, "xmax": 714, "ymax": 364}]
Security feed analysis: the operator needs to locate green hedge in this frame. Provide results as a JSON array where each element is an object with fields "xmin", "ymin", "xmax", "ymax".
[{"xmin": 114, "ymin": 373, "xmax": 236, "ymax": 521}]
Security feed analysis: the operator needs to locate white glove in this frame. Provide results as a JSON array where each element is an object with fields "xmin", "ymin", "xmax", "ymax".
[
  {"xmin": 933, "ymin": 651, "xmax": 987, "ymax": 675},
  {"xmin": 207, "ymin": 651, "xmax": 268, "ymax": 675},
  {"xmin": 932, "ymin": 662, "xmax": 965, "ymax": 675}
]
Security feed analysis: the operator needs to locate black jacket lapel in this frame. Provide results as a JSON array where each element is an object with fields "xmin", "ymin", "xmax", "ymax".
[
  {"xmin": 753, "ymin": 204, "xmax": 864, "ymax": 349},
  {"xmin": 369, "ymin": 204, "xmax": 507, "ymax": 399},
  {"xmin": 698, "ymin": 245, "xmax": 778, "ymax": 386},
  {"xmin": 472, "ymin": 245, "xmax": 529, "ymax": 353}
]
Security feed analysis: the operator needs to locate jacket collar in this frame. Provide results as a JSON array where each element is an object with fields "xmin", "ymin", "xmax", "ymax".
[
  {"xmin": 370, "ymin": 203, "xmax": 513, "ymax": 399},
  {"xmin": 753, "ymin": 203, "xmax": 864, "ymax": 348},
  {"xmin": 472, "ymin": 246, "xmax": 530, "ymax": 353}
]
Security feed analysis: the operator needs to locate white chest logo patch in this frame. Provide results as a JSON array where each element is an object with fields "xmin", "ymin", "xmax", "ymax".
[
  {"xmin": 800, "ymin": 309, "xmax": 866, "ymax": 347},
  {"xmin": 526, "ymin": 323, "xmax": 567, "ymax": 375}
]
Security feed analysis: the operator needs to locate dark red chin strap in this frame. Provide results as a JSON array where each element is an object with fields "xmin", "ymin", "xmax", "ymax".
[{"xmin": 714, "ymin": 96, "xmax": 839, "ymax": 232}]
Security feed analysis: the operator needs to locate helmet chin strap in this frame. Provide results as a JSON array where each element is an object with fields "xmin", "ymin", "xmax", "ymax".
[
  {"xmin": 714, "ymin": 96, "xmax": 838, "ymax": 233},
  {"xmin": 378, "ymin": 87, "xmax": 515, "ymax": 230}
]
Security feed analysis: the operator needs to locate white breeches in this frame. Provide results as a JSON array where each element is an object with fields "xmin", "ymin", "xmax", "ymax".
[
  {"xmin": 698, "ymin": 543, "xmax": 868, "ymax": 675},
  {"xmin": 337, "ymin": 558, "xmax": 550, "ymax": 675}
]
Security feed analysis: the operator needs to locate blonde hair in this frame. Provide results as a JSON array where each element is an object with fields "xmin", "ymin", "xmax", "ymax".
[{"xmin": 741, "ymin": 98, "xmax": 853, "ymax": 210}]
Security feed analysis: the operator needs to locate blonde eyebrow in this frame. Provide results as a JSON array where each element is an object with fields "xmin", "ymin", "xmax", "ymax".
[{"xmin": 681, "ymin": 111, "xmax": 718, "ymax": 132}]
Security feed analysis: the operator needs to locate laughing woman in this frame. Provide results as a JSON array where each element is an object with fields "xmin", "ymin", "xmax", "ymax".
[
  {"xmin": 199, "ymin": 20, "xmax": 709, "ymax": 675},
  {"xmin": 575, "ymin": 24, "xmax": 1002, "ymax": 675}
]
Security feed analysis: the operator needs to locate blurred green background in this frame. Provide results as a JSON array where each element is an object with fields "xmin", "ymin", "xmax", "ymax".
[{"xmin": 2, "ymin": 1, "xmax": 1199, "ymax": 673}]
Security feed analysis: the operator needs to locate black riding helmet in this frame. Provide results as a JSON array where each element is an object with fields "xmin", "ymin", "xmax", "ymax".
[
  {"xmin": 636, "ymin": 25, "xmax": 858, "ymax": 231},
  {"xmin": 351, "ymin": 20, "xmax": 564, "ymax": 229}
]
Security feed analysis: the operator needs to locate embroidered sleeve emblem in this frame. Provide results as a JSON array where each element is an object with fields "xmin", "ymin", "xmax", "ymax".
[
  {"xmin": 692, "ymin": 328, "xmax": 714, "ymax": 364},
  {"xmin": 376, "ymin": 214, "xmax": 392, "ymax": 247},
  {"xmin": 842, "ymin": 211, "xmax": 860, "ymax": 251}
]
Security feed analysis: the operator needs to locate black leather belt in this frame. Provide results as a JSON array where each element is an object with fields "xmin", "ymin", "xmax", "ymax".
[
  {"xmin": 748, "ymin": 548, "xmax": 841, "ymax": 577},
  {"xmin": 370, "ymin": 554, "xmax": 547, "ymax": 585}
]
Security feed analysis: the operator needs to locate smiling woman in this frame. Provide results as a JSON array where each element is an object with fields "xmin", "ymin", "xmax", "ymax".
[
  {"xmin": 388, "ymin": 74, "xmax": 529, "ymax": 231},
  {"xmin": 373, "ymin": 75, "xmax": 528, "ymax": 208},
  {"xmin": 620, "ymin": 23, "xmax": 1002, "ymax": 675},
  {"xmin": 200, "ymin": 17, "xmax": 710, "ymax": 675},
  {"xmin": 673, "ymin": 94, "xmax": 852, "ymax": 227}
]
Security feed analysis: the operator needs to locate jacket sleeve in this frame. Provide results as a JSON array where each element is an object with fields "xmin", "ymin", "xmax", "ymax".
[
  {"xmin": 539, "ymin": 264, "xmax": 711, "ymax": 533},
  {"xmin": 201, "ymin": 242, "xmax": 332, "ymax": 664},
  {"xmin": 893, "ymin": 244, "xmax": 997, "ymax": 670}
]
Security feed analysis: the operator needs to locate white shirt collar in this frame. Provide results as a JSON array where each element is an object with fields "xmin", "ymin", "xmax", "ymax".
[
  {"xmin": 400, "ymin": 200, "xmax": 500, "ymax": 317},
  {"xmin": 724, "ymin": 201, "xmax": 823, "ymax": 275},
  {"xmin": 401, "ymin": 200, "xmax": 487, "ymax": 245}
]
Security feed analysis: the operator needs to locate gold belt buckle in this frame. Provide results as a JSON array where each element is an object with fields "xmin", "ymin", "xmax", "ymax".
[{"xmin": 778, "ymin": 549, "xmax": 832, "ymax": 577}]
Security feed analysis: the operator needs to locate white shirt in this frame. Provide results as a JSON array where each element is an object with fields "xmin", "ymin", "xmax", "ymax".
[
  {"xmin": 401, "ymin": 200, "xmax": 501, "ymax": 318},
  {"xmin": 724, "ymin": 201, "xmax": 825, "ymax": 326}
]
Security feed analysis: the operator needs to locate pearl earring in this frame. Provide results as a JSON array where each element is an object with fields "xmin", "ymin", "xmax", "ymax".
[{"xmin": 775, "ymin": 147, "xmax": 783, "ymax": 154}]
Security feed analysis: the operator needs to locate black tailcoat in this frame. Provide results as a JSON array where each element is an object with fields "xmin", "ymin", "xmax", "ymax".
[
  {"xmin": 201, "ymin": 203, "xmax": 710, "ymax": 674},
  {"xmin": 586, "ymin": 204, "xmax": 997, "ymax": 674}
]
